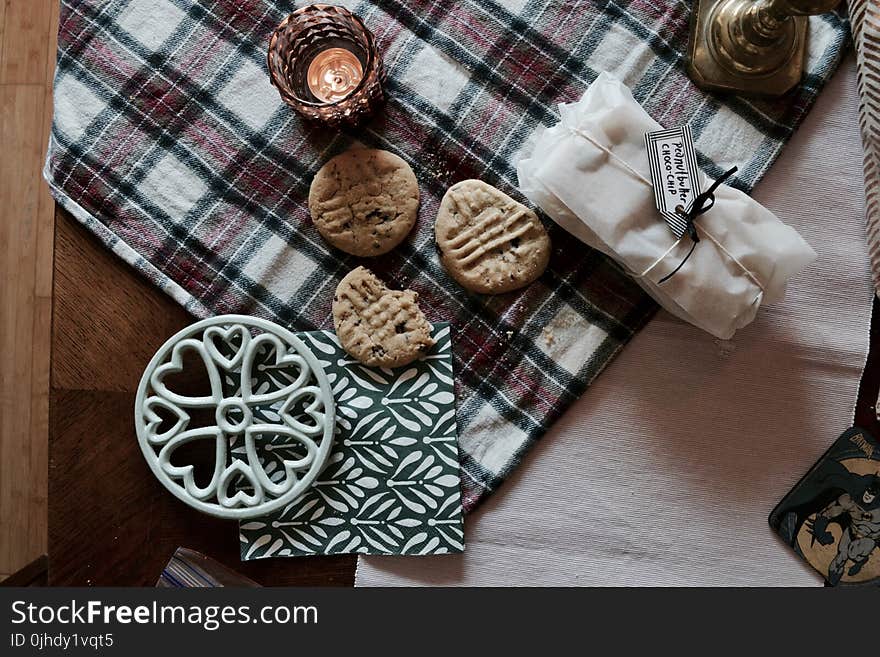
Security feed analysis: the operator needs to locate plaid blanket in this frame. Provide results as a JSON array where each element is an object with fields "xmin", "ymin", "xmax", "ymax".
[{"xmin": 45, "ymin": 0, "xmax": 849, "ymax": 513}]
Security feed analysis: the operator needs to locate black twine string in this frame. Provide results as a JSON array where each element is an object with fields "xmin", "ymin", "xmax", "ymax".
[{"xmin": 658, "ymin": 166, "xmax": 739, "ymax": 284}]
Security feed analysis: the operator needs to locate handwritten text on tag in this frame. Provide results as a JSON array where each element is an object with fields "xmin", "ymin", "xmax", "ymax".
[{"xmin": 645, "ymin": 126, "xmax": 703, "ymax": 238}]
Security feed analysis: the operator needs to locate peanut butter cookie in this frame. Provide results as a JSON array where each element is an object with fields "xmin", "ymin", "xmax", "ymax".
[
  {"xmin": 332, "ymin": 266, "xmax": 434, "ymax": 368},
  {"xmin": 435, "ymin": 180, "xmax": 550, "ymax": 294},
  {"xmin": 309, "ymin": 149, "xmax": 419, "ymax": 257}
]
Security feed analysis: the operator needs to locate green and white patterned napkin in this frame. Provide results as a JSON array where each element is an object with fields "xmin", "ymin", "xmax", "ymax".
[{"xmin": 239, "ymin": 323, "xmax": 464, "ymax": 559}]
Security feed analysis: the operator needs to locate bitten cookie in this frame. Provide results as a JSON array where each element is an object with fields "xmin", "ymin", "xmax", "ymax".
[
  {"xmin": 309, "ymin": 149, "xmax": 419, "ymax": 257},
  {"xmin": 332, "ymin": 266, "xmax": 435, "ymax": 368},
  {"xmin": 435, "ymin": 180, "xmax": 550, "ymax": 294}
]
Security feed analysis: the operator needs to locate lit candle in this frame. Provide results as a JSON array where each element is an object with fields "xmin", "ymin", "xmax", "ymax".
[
  {"xmin": 307, "ymin": 47, "xmax": 364, "ymax": 104},
  {"xmin": 268, "ymin": 5, "xmax": 386, "ymax": 127}
]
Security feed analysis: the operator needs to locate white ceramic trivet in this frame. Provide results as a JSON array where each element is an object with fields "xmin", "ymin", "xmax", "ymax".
[{"xmin": 135, "ymin": 315, "xmax": 335, "ymax": 519}]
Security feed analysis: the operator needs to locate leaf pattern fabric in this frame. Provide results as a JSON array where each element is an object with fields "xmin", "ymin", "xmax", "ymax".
[{"xmin": 239, "ymin": 323, "xmax": 464, "ymax": 559}]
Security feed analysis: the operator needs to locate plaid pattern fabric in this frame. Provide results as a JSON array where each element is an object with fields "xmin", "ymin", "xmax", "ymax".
[{"xmin": 45, "ymin": 0, "xmax": 849, "ymax": 513}]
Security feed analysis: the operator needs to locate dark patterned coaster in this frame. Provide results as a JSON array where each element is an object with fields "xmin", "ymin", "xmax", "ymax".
[{"xmin": 770, "ymin": 427, "xmax": 880, "ymax": 586}]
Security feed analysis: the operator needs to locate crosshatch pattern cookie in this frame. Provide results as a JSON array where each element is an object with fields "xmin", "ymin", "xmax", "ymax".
[
  {"xmin": 308, "ymin": 149, "xmax": 419, "ymax": 256},
  {"xmin": 332, "ymin": 266, "xmax": 435, "ymax": 368},
  {"xmin": 435, "ymin": 180, "xmax": 551, "ymax": 294}
]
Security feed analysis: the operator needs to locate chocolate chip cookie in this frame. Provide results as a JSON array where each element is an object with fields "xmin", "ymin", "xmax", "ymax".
[
  {"xmin": 309, "ymin": 149, "xmax": 419, "ymax": 257},
  {"xmin": 332, "ymin": 266, "xmax": 435, "ymax": 368},
  {"xmin": 435, "ymin": 179, "xmax": 550, "ymax": 294}
]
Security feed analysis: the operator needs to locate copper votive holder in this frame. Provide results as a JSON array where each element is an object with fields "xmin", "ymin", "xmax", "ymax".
[{"xmin": 267, "ymin": 4, "xmax": 385, "ymax": 128}]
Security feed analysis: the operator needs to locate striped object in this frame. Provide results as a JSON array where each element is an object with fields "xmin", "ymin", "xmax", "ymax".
[
  {"xmin": 156, "ymin": 547, "xmax": 259, "ymax": 587},
  {"xmin": 644, "ymin": 125, "xmax": 702, "ymax": 238},
  {"xmin": 44, "ymin": 0, "xmax": 849, "ymax": 513},
  {"xmin": 853, "ymin": 0, "xmax": 880, "ymax": 293}
]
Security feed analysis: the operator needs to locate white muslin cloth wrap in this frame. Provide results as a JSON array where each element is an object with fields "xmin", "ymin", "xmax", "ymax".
[{"xmin": 517, "ymin": 72, "xmax": 817, "ymax": 340}]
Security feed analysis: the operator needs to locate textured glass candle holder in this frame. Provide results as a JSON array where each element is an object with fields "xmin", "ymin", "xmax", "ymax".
[
  {"xmin": 267, "ymin": 4, "xmax": 385, "ymax": 128},
  {"xmin": 135, "ymin": 315, "xmax": 336, "ymax": 520}
]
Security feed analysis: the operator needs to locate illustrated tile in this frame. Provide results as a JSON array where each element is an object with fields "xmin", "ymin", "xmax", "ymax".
[
  {"xmin": 770, "ymin": 427, "xmax": 880, "ymax": 587},
  {"xmin": 240, "ymin": 324, "xmax": 465, "ymax": 559}
]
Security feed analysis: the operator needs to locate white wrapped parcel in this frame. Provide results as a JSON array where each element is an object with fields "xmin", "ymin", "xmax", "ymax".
[{"xmin": 516, "ymin": 72, "xmax": 816, "ymax": 339}]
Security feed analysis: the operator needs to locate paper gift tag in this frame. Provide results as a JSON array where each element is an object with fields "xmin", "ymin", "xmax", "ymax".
[
  {"xmin": 769, "ymin": 427, "xmax": 880, "ymax": 586},
  {"xmin": 645, "ymin": 125, "xmax": 702, "ymax": 238},
  {"xmin": 239, "ymin": 323, "xmax": 465, "ymax": 559}
]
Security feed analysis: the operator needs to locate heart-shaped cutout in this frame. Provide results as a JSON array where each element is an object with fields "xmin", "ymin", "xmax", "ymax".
[
  {"xmin": 217, "ymin": 460, "xmax": 264, "ymax": 508},
  {"xmin": 204, "ymin": 324, "xmax": 251, "ymax": 371},
  {"xmin": 157, "ymin": 427, "xmax": 226, "ymax": 501},
  {"xmin": 143, "ymin": 396, "xmax": 190, "ymax": 445},
  {"xmin": 245, "ymin": 425, "xmax": 318, "ymax": 497},
  {"xmin": 240, "ymin": 334, "xmax": 311, "ymax": 404},
  {"xmin": 151, "ymin": 338, "xmax": 223, "ymax": 407},
  {"xmin": 279, "ymin": 385, "xmax": 327, "ymax": 437}
]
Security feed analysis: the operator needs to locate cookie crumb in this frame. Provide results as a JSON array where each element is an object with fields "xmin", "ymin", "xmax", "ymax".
[
  {"xmin": 715, "ymin": 338, "xmax": 735, "ymax": 359},
  {"xmin": 543, "ymin": 327, "xmax": 555, "ymax": 346}
]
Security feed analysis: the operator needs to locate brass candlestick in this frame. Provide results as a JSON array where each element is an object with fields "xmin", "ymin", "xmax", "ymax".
[{"xmin": 687, "ymin": 0, "xmax": 841, "ymax": 96}]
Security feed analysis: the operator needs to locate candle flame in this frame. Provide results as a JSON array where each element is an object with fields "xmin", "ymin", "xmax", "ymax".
[{"xmin": 306, "ymin": 47, "xmax": 364, "ymax": 104}]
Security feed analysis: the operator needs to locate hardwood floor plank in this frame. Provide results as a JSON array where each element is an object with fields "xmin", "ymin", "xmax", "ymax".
[
  {"xmin": 0, "ymin": 0, "xmax": 53, "ymax": 84},
  {"xmin": 36, "ymin": 0, "xmax": 58, "ymax": 301},
  {"xmin": 25, "ymin": 0, "xmax": 60, "ymax": 563},
  {"xmin": 50, "ymin": 382, "xmax": 356, "ymax": 586},
  {"xmin": 0, "ymin": 0, "xmax": 58, "ymax": 578},
  {"xmin": 0, "ymin": 83, "xmax": 44, "ymax": 573},
  {"xmin": 27, "ymin": 295, "xmax": 50, "ymax": 559},
  {"xmin": 52, "ymin": 208, "xmax": 196, "ymax": 393},
  {"xmin": 0, "ymin": 554, "xmax": 47, "ymax": 586},
  {"xmin": 0, "ymin": 2, "xmax": 6, "ymax": 76}
]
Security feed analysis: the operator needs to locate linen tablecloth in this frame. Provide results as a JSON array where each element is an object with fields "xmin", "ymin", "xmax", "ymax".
[
  {"xmin": 45, "ymin": 0, "xmax": 849, "ymax": 514},
  {"xmin": 356, "ymin": 57, "xmax": 874, "ymax": 586}
]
